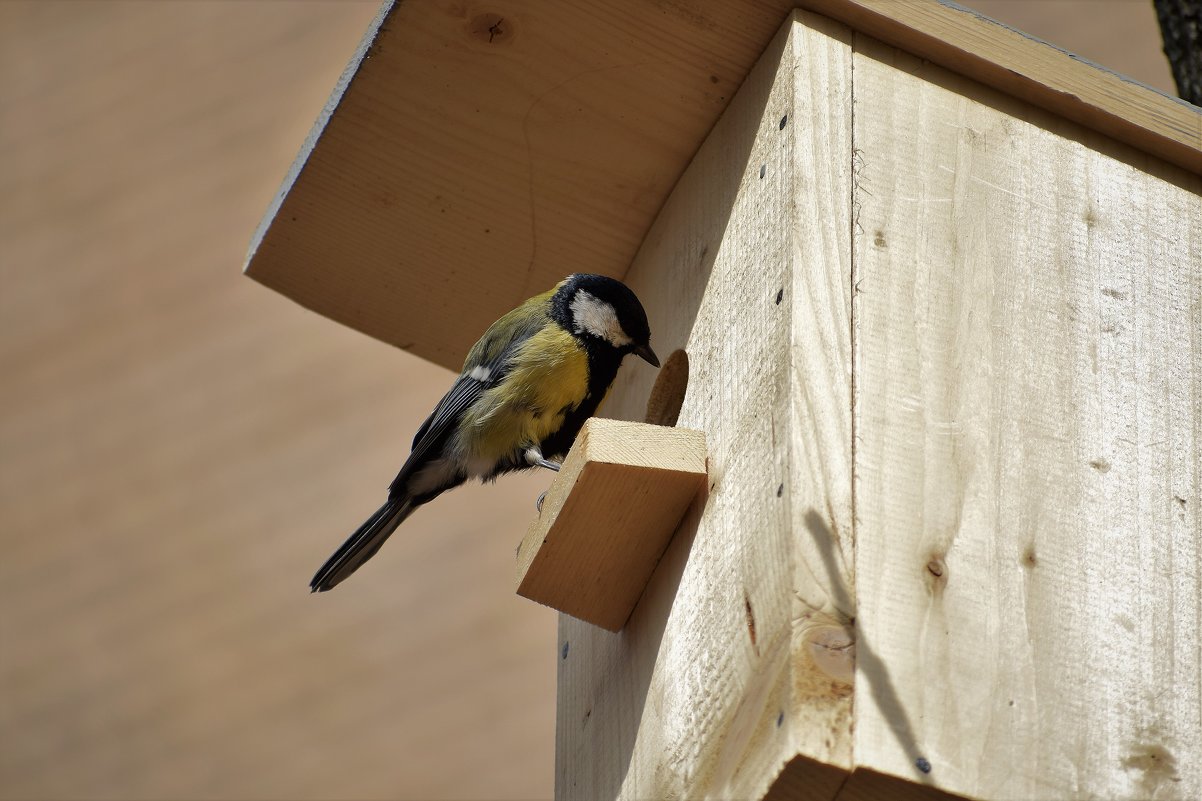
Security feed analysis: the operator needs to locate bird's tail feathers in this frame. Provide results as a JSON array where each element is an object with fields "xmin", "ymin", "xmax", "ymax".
[{"xmin": 310, "ymin": 497, "xmax": 414, "ymax": 592}]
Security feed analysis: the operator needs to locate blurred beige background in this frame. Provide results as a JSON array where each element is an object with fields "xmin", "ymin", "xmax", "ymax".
[{"xmin": 0, "ymin": 2, "xmax": 1174, "ymax": 800}]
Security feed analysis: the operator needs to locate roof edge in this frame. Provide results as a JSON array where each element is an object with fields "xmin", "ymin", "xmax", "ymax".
[
  {"xmin": 242, "ymin": 0, "xmax": 397, "ymax": 274},
  {"xmin": 800, "ymin": 0, "xmax": 1202, "ymax": 175}
]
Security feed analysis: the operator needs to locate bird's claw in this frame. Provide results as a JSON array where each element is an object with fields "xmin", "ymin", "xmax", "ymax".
[{"xmin": 524, "ymin": 446, "xmax": 561, "ymax": 473}]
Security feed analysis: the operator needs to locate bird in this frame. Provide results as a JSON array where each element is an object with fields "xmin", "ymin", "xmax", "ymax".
[{"xmin": 310, "ymin": 273, "xmax": 659, "ymax": 592}]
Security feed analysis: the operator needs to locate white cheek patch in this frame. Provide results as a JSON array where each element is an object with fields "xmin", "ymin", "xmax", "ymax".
[
  {"xmin": 468, "ymin": 365, "xmax": 491, "ymax": 382},
  {"xmin": 570, "ymin": 290, "xmax": 632, "ymax": 347}
]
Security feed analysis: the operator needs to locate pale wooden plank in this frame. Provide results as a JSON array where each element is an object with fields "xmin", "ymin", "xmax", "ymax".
[
  {"xmin": 555, "ymin": 13, "xmax": 856, "ymax": 800},
  {"xmin": 515, "ymin": 419, "xmax": 707, "ymax": 632},
  {"xmin": 777, "ymin": 7, "xmax": 858, "ymax": 793},
  {"xmin": 851, "ymin": 32, "xmax": 1202, "ymax": 801},
  {"xmin": 244, "ymin": 0, "xmax": 797, "ymax": 371}
]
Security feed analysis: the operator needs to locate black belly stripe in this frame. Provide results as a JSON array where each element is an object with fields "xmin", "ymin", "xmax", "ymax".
[{"xmin": 539, "ymin": 340, "xmax": 624, "ymax": 460}]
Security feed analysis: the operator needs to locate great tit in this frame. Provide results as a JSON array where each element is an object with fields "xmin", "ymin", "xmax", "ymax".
[{"xmin": 310, "ymin": 273, "xmax": 659, "ymax": 592}]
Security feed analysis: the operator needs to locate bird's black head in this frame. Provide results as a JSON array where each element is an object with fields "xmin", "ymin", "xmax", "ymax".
[{"xmin": 552, "ymin": 274, "xmax": 659, "ymax": 366}]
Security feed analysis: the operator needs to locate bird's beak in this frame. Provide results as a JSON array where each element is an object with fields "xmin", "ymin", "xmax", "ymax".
[{"xmin": 634, "ymin": 343, "xmax": 660, "ymax": 367}]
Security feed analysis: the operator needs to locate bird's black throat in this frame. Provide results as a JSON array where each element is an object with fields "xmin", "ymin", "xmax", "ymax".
[{"xmin": 540, "ymin": 337, "xmax": 626, "ymax": 461}]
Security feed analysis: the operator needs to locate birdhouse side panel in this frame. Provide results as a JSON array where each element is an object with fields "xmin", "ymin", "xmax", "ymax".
[{"xmin": 852, "ymin": 33, "xmax": 1202, "ymax": 801}]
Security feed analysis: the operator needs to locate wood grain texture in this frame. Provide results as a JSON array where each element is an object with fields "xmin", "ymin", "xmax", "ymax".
[
  {"xmin": 516, "ymin": 419, "xmax": 707, "ymax": 632},
  {"xmin": 851, "ymin": 32, "xmax": 1202, "ymax": 801},
  {"xmin": 244, "ymin": 0, "xmax": 1202, "ymax": 375},
  {"xmin": 555, "ymin": 14, "xmax": 856, "ymax": 800}
]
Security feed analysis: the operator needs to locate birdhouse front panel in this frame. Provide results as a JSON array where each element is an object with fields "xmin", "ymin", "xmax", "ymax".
[{"xmin": 558, "ymin": 15, "xmax": 858, "ymax": 801}]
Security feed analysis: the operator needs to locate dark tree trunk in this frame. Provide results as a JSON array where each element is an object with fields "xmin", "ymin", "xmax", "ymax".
[{"xmin": 1153, "ymin": 0, "xmax": 1202, "ymax": 105}]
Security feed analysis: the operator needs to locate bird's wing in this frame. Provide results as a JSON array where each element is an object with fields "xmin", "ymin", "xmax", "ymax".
[
  {"xmin": 387, "ymin": 372, "xmax": 487, "ymax": 499},
  {"xmin": 388, "ymin": 293, "xmax": 553, "ymax": 498}
]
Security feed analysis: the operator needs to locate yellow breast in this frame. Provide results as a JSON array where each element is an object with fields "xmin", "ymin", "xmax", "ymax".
[{"xmin": 456, "ymin": 325, "xmax": 589, "ymax": 467}]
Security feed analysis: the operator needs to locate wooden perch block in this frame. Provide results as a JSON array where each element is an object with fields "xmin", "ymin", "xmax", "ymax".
[{"xmin": 515, "ymin": 418, "xmax": 706, "ymax": 632}]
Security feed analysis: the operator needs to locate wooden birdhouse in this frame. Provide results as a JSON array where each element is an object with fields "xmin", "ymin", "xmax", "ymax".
[{"xmin": 245, "ymin": 1, "xmax": 1202, "ymax": 798}]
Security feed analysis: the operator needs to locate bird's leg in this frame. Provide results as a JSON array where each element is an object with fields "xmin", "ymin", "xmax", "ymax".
[
  {"xmin": 524, "ymin": 446, "xmax": 561, "ymax": 473},
  {"xmin": 526, "ymin": 447, "xmax": 559, "ymax": 512}
]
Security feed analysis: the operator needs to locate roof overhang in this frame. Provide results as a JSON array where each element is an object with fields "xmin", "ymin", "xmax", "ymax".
[{"xmin": 245, "ymin": 0, "xmax": 1202, "ymax": 372}]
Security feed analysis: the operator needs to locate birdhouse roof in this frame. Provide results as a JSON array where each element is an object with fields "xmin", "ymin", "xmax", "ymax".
[{"xmin": 244, "ymin": 0, "xmax": 1202, "ymax": 372}]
